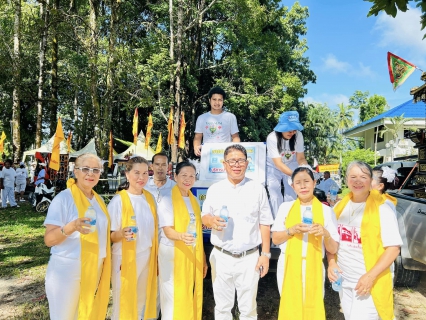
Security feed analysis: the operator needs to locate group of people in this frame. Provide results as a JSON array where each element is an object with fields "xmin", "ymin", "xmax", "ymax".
[
  {"xmin": 0, "ymin": 159, "xmax": 30, "ymax": 208},
  {"xmin": 43, "ymin": 86, "xmax": 402, "ymax": 320}
]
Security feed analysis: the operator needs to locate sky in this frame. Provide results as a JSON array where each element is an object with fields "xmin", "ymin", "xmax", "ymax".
[{"xmin": 284, "ymin": 0, "xmax": 426, "ymax": 113}]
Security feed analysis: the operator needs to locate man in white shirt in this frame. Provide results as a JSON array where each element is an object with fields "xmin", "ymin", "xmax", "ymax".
[
  {"xmin": 15, "ymin": 162, "xmax": 29, "ymax": 202},
  {"xmin": 193, "ymin": 87, "xmax": 240, "ymax": 156},
  {"xmin": 317, "ymin": 171, "xmax": 339, "ymax": 194},
  {"xmin": 202, "ymin": 144, "xmax": 273, "ymax": 320},
  {"xmin": 0, "ymin": 159, "xmax": 18, "ymax": 208}
]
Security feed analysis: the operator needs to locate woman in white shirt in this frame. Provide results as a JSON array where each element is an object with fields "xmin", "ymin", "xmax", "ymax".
[
  {"xmin": 109, "ymin": 156, "xmax": 158, "ymax": 320},
  {"xmin": 266, "ymin": 111, "xmax": 308, "ymax": 217},
  {"xmin": 327, "ymin": 161, "xmax": 402, "ymax": 320},
  {"xmin": 44, "ymin": 153, "xmax": 110, "ymax": 320},
  {"xmin": 157, "ymin": 161, "xmax": 208, "ymax": 320},
  {"xmin": 271, "ymin": 167, "xmax": 339, "ymax": 319}
]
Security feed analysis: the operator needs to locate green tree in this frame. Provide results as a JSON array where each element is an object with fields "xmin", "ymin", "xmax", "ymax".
[
  {"xmin": 349, "ymin": 91, "xmax": 388, "ymax": 122},
  {"xmin": 336, "ymin": 102, "xmax": 354, "ymax": 134},
  {"xmin": 341, "ymin": 148, "xmax": 376, "ymax": 178}
]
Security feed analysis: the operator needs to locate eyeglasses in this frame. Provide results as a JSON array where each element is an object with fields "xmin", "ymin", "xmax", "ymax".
[
  {"xmin": 75, "ymin": 167, "xmax": 103, "ymax": 175},
  {"xmin": 224, "ymin": 159, "xmax": 247, "ymax": 166}
]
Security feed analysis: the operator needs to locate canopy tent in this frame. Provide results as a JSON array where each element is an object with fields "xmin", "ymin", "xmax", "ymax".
[
  {"xmin": 22, "ymin": 135, "xmax": 75, "ymax": 161},
  {"xmin": 114, "ymin": 130, "xmax": 156, "ymax": 161},
  {"xmin": 69, "ymin": 138, "xmax": 97, "ymax": 159}
]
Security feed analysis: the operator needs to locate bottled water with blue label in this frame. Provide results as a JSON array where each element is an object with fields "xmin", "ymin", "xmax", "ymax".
[
  {"xmin": 302, "ymin": 207, "xmax": 313, "ymax": 225},
  {"xmin": 332, "ymin": 269, "xmax": 342, "ymax": 292},
  {"xmin": 187, "ymin": 217, "xmax": 197, "ymax": 246},
  {"xmin": 220, "ymin": 205, "xmax": 229, "ymax": 229},
  {"xmin": 85, "ymin": 206, "xmax": 97, "ymax": 233}
]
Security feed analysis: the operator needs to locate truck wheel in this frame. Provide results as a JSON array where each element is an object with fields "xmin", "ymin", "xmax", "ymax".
[
  {"xmin": 36, "ymin": 201, "xmax": 50, "ymax": 213},
  {"xmin": 394, "ymin": 256, "xmax": 422, "ymax": 287}
]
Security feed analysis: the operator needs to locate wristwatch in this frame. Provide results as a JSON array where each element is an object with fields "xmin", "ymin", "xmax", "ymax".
[
  {"xmin": 286, "ymin": 228, "xmax": 294, "ymax": 237},
  {"xmin": 261, "ymin": 252, "xmax": 271, "ymax": 259}
]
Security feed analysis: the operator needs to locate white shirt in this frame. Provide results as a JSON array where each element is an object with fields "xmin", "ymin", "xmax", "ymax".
[
  {"xmin": 44, "ymin": 189, "xmax": 108, "ymax": 259},
  {"xmin": 271, "ymin": 201, "xmax": 340, "ymax": 256},
  {"xmin": 144, "ymin": 177, "xmax": 176, "ymax": 203},
  {"xmin": 2, "ymin": 167, "xmax": 17, "ymax": 188},
  {"xmin": 317, "ymin": 178, "xmax": 339, "ymax": 194},
  {"xmin": 158, "ymin": 195, "xmax": 195, "ymax": 247},
  {"xmin": 266, "ymin": 131, "xmax": 304, "ymax": 169},
  {"xmin": 336, "ymin": 201, "xmax": 402, "ymax": 285},
  {"xmin": 201, "ymin": 178, "xmax": 274, "ymax": 252},
  {"xmin": 15, "ymin": 167, "xmax": 28, "ymax": 183},
  {"xmin": 194, "ymin": 111, "xmax": 239, "ymax": 143},
  {"xmin": 108, "ymin": 191, "xmax": 155, "ymax": 255}
]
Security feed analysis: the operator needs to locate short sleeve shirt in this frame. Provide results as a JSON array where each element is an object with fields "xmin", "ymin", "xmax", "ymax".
[
  {"xmin": 195, "ymin": 111, "xmax": 239, "ymax": 143},
  {"xmin": 201, "ymin": 178, "xmax": 274, "ymax": 252},
  {"xmin": 43, "ymin": 189, "xmax": 109, "ymax": 259},
  {"xmin": 144, "ymin": 178, "xmax": 176, "ymax": 203},
  {"xmin": 317, "ymin": 178, "xmax": 339, "ymax": 194},
  {"xmin": 2, "ymin": 167, "xmax": 17, "ymax": 188},
  {"xmin": 15, "ymin": 167, "xmax": 28, "ymax": 183},
  {"xmin": 266, "ymin": 131, "xmax": 304, "ymax": 168}
]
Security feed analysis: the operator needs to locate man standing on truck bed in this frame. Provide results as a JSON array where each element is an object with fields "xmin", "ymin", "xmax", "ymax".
[
  {"xmin": 193, "ymin": 86, "xmax": 240, "ymax": 156},
  {"xmin": 201, "ymin": 144, "xmax": 273, "ymax": 320}
]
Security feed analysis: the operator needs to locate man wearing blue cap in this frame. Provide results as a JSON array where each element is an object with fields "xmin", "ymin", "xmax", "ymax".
[
  {"xmin": 193, "ymin": 86, "xmax": 240, "ymax": 156},
  {"xmin": 266, "ymin": 111, "xmax": 308, "ymax": 217}
]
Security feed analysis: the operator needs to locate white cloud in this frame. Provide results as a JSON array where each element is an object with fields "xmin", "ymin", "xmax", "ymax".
[
  {"xmin": 374, "ymin": 5, "xmax": 426, "ymax": 65},
  {"xmin": 303, "ymin": 93, "xmax": 350, "ymax": 109},
  {"xmin": 321, "ymin": 54, "xmax": 376, "ymax": 78}
]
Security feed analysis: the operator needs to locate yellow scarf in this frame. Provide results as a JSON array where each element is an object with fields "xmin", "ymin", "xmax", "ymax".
[
  {"xmin": 67, "ymin": 178, "xmax": 111, "ymax": 320},
  {"xmin": 171, "ymin": 185, "xmax": 203, "ymax": 320},
  {"xmin": 118, "ymin": 190, "xmax": 158, "ymax": 320},
  {"xmin": 334, "ymin": 190, "xmax": 394, "ymax": 320},
  {"xmin": 278, "ymin": 198, "xmax": 325, "ymax": 320},
  {"xmin": 384, "ymin": 193, "xmax": 397, "ymax": 207}
]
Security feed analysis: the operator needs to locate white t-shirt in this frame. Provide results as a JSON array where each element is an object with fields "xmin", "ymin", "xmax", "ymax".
[
  {"xmin": 201, "ymin": 178, "xmax": 274, "ymax": 252},
  {"xmin": 108, "ymin": 191, "xmax": 155, "ymax": 255},
  {"xmin": 15, "ymin": 167, "xmax": 28, "ymax": 184},
  {"xmin": 144, "ymin": 177, "xmax": 176, "ymax": 203},
  {"xmin": 2, "ymin": 167, "xmax": 17, "ymax": 188},
  {"xmin": 317, "ymin": 178, "xmax": 339, "ymax": 194},
  {"xmin": 158, "ymin": 195, "xmax": 195, "ymax": 247},
  {"xmin": 43, "ymin": 189, "xmax": 109, "ymax": 259},
  {"xmin": 266, "ymin": 131, "xmax": 304, "ymax": 169},
  {"xmin": 194, "ymin": 111, "xmax": 239, "ymax": 143},
  {"xmin": 336, "ymin": 201, "xmax": 403, "ymax": 285},
  {"xmin": 271, "ymin": 201, "xmax": 340, "ymax": 255}
]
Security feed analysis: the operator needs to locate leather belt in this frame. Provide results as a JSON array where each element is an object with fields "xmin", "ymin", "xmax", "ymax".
[{"xmin": 214, "ymin": 245, "xmax": 258, "ymax": 258}]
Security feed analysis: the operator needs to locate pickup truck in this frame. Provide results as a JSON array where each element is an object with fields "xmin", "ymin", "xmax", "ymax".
[{"xmin": 382, "ymin": 161, "xmax": 426, "ymax": 287}]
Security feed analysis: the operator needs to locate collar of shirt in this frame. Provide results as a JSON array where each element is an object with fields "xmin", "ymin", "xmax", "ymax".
[{"xmin": 224, "ymin": 177, "xmax": 248, "ymax": 189}]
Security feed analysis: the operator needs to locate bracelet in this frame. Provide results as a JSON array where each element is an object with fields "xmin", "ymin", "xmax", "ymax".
[
  {"xmin": 286, "ymin": 228, "xmax": 294, "ymax": 237},
  {"xmin": 60, "ymin": 226, "xmax": 70, "ymax": 237},
  {"xmin": 325, "ymin": 234, "xmax": 331, "ymax": 240}
]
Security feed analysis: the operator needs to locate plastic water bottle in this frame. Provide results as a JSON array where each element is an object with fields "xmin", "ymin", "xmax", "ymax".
[
  {"xmin": 85, "ymin": 206, "xmax": 97, "ymax": 233},
  {"xmin": 187, "ymin": 217, "xmax": 197, "ymax": 246},
  {"xmin": 302, "ymin": 207, "xmax": 313, "ymax": 226},
  {"xmin": 127, "ymin": 215, "xmax": 138, "ymax": 241},
  {"xmin": 330, "ymin": 185, "xmax": 339, "ymax": 201},
  {"xmin": 332, "ymin": 269, "xmax": 342, "ymax": 292},
  {"xmin": 220, "ymin": 205, "xmax": 229, "ymax": 229}
]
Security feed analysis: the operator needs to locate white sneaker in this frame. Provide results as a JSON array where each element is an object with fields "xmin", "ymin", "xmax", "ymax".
[{"xmin": 20, "ymin": 199, "xmax": 25, "ymax": 202}]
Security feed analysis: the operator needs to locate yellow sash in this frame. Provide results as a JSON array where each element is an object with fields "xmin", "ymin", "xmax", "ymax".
[
  {"xmin": 118, "ymin": 190, "xmax": 158, "ymax": 320},
  {"xmin": 278, "ymin": 198, "xmax": 325, "ymax": 320},
  {"xmin": 67, "ymin": 178, "xmax": 111, "ymax": 320},
  {"xmin": 334, "ymin": 190, "xmax": 394, "ymax": 320},
  {"xmin": 384, "ymin": 193, "xmax": 397, "ymax": 207},
  {"xmin": 171, "ymin": 185, "xmax": 203, "ymax": 320}
]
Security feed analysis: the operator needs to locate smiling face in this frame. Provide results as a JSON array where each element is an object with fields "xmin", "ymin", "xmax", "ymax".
[
  {"xmin": 223, "ymin": 149, "xmax": 247, "ymax": 184},
  {"xmin": 209, "ymin": 93, "xmax": 224, "ymax": 114},
  {"xmin": 347, "ymin": 165, "xmax": 372, "ymax": 200},
  {"xmin": 281, "ymin": 130, "xmax": 297, "ymax": 140},
  {"xmin": 175, "ymin": 166, "xmax": 196, "ymax": 195},
  {"xmin": 125, "ymin": 163, "xmax": 149, "ymax": 194},
  {"xmin": 292, "ymin": 170, "xmax": 315, "ymax": 203},
  {"xmin": 74, "ymin": 157, "xmax": 102, "ymax": 191}
]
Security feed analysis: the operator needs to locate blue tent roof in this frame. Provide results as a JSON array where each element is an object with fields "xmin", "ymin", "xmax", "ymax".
[{"xmin": 344, "ymin": 99, "xmax": 426, "ymax": 134}]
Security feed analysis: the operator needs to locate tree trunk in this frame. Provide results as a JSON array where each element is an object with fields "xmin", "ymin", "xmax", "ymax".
[
  {"xmin": 36, "ymin": 0, "xmax": 49, "ymax": 148},
  {"xmin": 49, "ymin": 0, "xmax": 59, "ymax": 136},
  {"xmin": 12, "ymin": 0, "xmax": 22, "ymax": 162}
]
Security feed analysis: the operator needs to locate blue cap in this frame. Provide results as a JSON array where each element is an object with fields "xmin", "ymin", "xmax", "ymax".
[{"xmin": 273, "ymin": 111, "xmax": 304, "ymax": 132}]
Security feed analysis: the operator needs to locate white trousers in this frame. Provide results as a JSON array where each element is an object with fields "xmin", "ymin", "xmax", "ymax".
[
  {"xmin": 111, "ymin": 249, "xmax": 151, "ymax": 320},
  {"xmin": 266, "ymin": 166, "xmax": 296, "ymax": 218},
  {"xmin": 210, "ymin": 248, "xmax": 260, "ymax": 320},
  {"xmin": 45, "ymin": 254, "xmax": 104, "ymax": 320},
  {"xmin": 2, "ymin": 186, "xmax": 17, "ymax": 207},
  {"xmin": 158, "ymin": 243, "xmax": 175, "ymax": 320},
  {"xmin": 340, "ymin": 286, "xmax": 380, "ymax": 320}
]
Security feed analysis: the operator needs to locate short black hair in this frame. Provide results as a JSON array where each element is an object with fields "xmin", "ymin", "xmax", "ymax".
[
  {"xmin": 224, "ymin": 144, "xmax": 247, "ymax": 159},
  {"xmin": 208, "ymin": 86, "xmax": 226, "ymax": 100},
  {"xmin": 152, "ymin": 152, "xmax": 168, "ymax": 164},
  {"xmin": 176, "ymin": 161, "xmax": 196, "ymax": 175}
]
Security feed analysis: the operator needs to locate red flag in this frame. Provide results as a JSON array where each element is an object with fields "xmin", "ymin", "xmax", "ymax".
[
  {"xmin": 387, "ymin": 52, "xmax": 417, "ymax": 91},
  {"xmin": 35, "ymin": 152, "xmax": 45, "ymax": 163}
]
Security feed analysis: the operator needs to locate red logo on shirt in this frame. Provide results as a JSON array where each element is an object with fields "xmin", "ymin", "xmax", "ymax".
[{"xmin": 338, "ymin": 224, "xmax": 362, "ymax": 244}]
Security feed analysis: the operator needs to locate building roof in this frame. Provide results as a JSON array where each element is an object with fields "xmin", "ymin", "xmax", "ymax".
[{"xmin": 344, "ymin": 99, "xmax": 426, "ymax": 135}]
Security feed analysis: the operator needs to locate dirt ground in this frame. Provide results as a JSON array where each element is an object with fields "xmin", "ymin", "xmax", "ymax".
[{"xmin": 1, "ymin": 270, "xmax": 426, "ymax": 319}]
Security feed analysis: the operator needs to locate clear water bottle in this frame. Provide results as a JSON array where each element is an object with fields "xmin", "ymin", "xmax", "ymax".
[
  {"xmin": 330, "ymin": 185, "xmax": 339, "ymax": 201},
  {"xmin": 220, "ymin": 205, "xmax": 229, "ymax": 229},
  {"xmin": 302, "ymin": 207, "xmax": 313, "ymax": 226},
  {"xmin": 85, "ymin": 206, "xmax": 97, "ymax": 233},
  {"xmin": 332, "ymin": 269, "xmax": 342, "ymax": 292},
  {"xmin": 187, "ymin": 217, "xmax": 197, "ymax": 246},
  {"xmin": 127, "ymin": 215, "xmax": 138, "ymax": 241}
]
